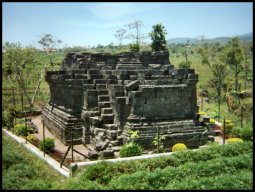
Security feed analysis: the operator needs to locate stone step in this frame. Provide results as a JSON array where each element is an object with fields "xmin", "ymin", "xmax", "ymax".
[
  {"xmin": 104, "ymin": 124, "xmax": 117, "ymax": 130},
  {"xmin": 89, "ymin": 117, "xmax": 102, "ymax": 127},
  {"xmin": 101, "ymin": 108, "xmax": 113, "ymax": 114},
  {"xmin": 90, "ymin": 74, "xmax": 104, "ymax": 79},
  {"xmin": 96, "ymin": 84, "xmax": 107, "ymax": 90},
  {"xmin": 101, "ymin": 114, "xmax": 114, "ymax": 121},
  {"xmin": 83, "ymin": 84, "xmax": 95, "ymax": 90},
  {"xmin": 107, "ymin": 79, "xmax": 118, "ymax": 84},
  {"xmin": 101, "ymin": 114, "xmax": 114, "ymax": 124},
  {"xmin": 88, "ymin": 69, "xmax": 101, "ymax": 74},
  {"xmin": 98, "ymin": 90, "xmax": 109, "ymax": 95},
  {"xmin": 106, "ymin": 130, "xmax": 117, "ymax": 140},
  {"xmin": 75, "ymin": 74, "xmax": 88, "ymax": 79},
  {"xmin": 93, "ymin": 79, "xmax": 107, "ymax": 84},
  {"xmin": 98, "ymin": 102, "xmax": 111, "ymax": 109},
  {"xmin": 98, "ymin": 95, "xmax": 110, "ymax": 102}
]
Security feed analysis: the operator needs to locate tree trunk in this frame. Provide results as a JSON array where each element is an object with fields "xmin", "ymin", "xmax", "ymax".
[
  {"xmin": 16, "ymin": 75, "xmax": 33, "ymax": 109},
  {"xmin": 31, "ymin": 72, "xmax": 44, "ymax": 106}
]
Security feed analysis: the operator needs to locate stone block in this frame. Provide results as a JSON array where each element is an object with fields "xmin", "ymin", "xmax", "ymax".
[{"xmin": 99, "ymin": 150, "xmax": 114, "ymax": 159}]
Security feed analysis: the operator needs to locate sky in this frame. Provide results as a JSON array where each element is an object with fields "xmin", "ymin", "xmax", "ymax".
[{"xmin": 2, "ymin": 2, "xmax": 253, "ymax": 48}]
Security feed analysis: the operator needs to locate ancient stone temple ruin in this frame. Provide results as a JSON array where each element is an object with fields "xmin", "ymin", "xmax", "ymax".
[{"xmin": 42, "ymin": 50, "xmax": 211, "ymax": 156}]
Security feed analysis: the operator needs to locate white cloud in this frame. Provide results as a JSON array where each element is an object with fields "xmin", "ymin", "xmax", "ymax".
[
  {"xmin": 88, "ymin": 3, "xmax": 157, "ymax": 20},
  {"xmin": 64, "ymin": 20, "xmax": 131, "ymax": 28}
]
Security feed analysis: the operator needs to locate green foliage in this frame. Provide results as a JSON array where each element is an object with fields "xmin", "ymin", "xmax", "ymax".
[
  {"xmin": 179, "ymin": 60, "xmax": 191, "ymax": 68},
  {"xmin": 39, "ymin": 138, "xmax": 55, "ymax": 153},
  {"xmin": 127, "ymin": 129, "xmax": 139, "ymax": 142},
  {"xmin": 14, "ymin": 123, "xmax": 28, "ymax": 136},
  {"xmin": 230, "ymin": 127, "xmax": 242, "ymax": 138},
  {"xmin": 240, "ymin": 127, "xmax": 253, "ymax": 141},
  {"xmin": 152, "ymin": 134, "xmax": 166, "ymax": 152},
  {"xmin": 165, "ymin": 170, "xmax": 252, "ymax": 190},
  {"xmin": 119, "ymin": 142, "xmax": 143, "ymax": 157},
  {"xmin": 2, "ymin": 135, "xmax": 64, "ymax": 190},
  {"xmin": 130, "ymin": 43, "xmax": 140, "ymax": 52},
  {"xmin": 150, "ymin": 23, "xmax": 167, "ymax": 51},
  {"xmin": 4, "ymin": 136, "xmax": 251, "ymax": 190},
  {"xmin": 107, "ymin": 154, "xmax": 252, "ymax": 190},
  {"xmin": 2, "ymin": 107, "xmax": 17, "ymax": 130}
]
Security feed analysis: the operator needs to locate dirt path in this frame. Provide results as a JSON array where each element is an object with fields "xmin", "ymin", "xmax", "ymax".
[{"xmin": 31, "ymin": 115, "xmax": 91, "ymax": 162}]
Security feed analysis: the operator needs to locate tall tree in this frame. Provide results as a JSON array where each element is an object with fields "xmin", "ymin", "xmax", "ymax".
[
  {"xmin": 197, "ymin": 42, "xmax": 228, "ymax": 119},
  {"xmin": 149, "ymin": 23, "xmax": 167, "ymax": 51},
  {"xmin": 114, "ymin": 28, "xmax": 126, "ymax": 46},
  {"xmin": 38, "ymin": 34, "xmax": 62, "ymax": 70},
  {"xmin": 226, "ymin": 37, "xmax": 244, "ymax": 103},
  {"xmin": 3, "ymin": 42, "xmax": 44, "ymax": 109},
  {"xmin": 124, "ymin": 20, "xmax": 148, "ymax": 52}
]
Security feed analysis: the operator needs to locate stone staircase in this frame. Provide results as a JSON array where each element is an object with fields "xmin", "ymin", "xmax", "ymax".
[{"xmin": 85, "ymin": 69, "xmax": 122, "ymax": 150}]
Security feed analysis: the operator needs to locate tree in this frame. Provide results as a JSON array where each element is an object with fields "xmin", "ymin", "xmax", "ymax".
[
  {"xmin": 114, "ymin": 28, "xmax": 126, "ymax": 46},
  {"xmin": 149, "ymin": 23, "xmax": 168, "ymax": 51},
  {"xmin": 197, "ymin": 42, "xmax": 228, "ymax": 120},
  {"xmin": 3, "ymin": 42, "xmax": 44, "ymax": 109},
  {"xmin": 124, "ymin": 20, "xmax": 148, "ymax": 52},
  {"xmin": 226, "ymin": 37, "xmax": 244, "ymax": 103},
  {"xmin": 241, "ymin": 41, "xmax": 252, "ymax": 89},
  {"xmin": 38, "ymin": 34, "xmax": 62, "ymax": 70},
  {"xmin": 179, "ymin": 40, "xmax": 192, "ymax": 68}
]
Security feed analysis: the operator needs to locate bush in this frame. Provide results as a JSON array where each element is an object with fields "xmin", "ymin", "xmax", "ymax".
[
  {"xmin": 227, "ymin": 138, "xmax": 243, "ymax": 144},
  {"xmin": 172, "ymin": 143, "xmax": 187, "ymax": 152},
  {"xmin": 27, "ymin": 134, "xmax": 37, "ymax": 143},
  {"xmin": 179, "ymin": 60, "xmax": 191, "ymax": 68},
  {"xmin": 2, "ymin": 107, "xmax": 16, "ymax": 130},
  {"xmin": 119, "ymin": 142, "xmax": 143, "ymax": 157},
  {"xmin": 130, "ymin": 43, "xmax": 140, "ymax": 52},
  {"xmin": 39, "ymin": 138, "xmax": 55, "ymax": 153},
  {"xmin": 14, "ymin": 124, "xmax": 28, "ymax": 136},
  {"xmin": 230, "ymin": 127, "xmax": 242, "ymax": 138},
  {"xmin": 240, "ymin": 127, "xmax": 253, "ymax": 141}
]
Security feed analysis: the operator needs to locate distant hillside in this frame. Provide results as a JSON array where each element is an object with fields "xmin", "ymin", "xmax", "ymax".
[{"xmin": 168, "ymin": 32, "xmax": 252, "ymax": 44}]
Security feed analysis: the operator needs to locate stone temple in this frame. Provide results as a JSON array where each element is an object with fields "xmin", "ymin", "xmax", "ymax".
[{"xmin": 42, "ymin": 50, "xmax": 211, "ymax": 156}]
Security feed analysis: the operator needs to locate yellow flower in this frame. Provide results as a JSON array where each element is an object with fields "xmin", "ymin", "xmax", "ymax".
[
  {"xmin": 172, "ymin": 143, "xmax": 187, "ymax": 152},
  {"xmin": 227, "ymin": 138, "xmax": 243, "ymax": 144},
  {"xmin": 210, "ymin": 118, "xmax": 216, "ymax": 124},
  {"xmin": 198, "ymin": 111, "xmax": 206, "ymax": 115}
]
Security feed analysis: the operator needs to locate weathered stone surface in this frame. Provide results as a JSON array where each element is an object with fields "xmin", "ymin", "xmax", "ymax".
[
  {"xmin": 99, "ymin": 150, "xmax": 114, "ymax": 159},
  {"xmin": 88, "ymin": 150, "xmax": 99, "ymax": 159},
  {"xmin": 42, "ymin": 50, "xmax": 212, "ymax": 154}
]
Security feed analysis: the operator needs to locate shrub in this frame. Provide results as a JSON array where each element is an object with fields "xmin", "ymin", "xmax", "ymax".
[
  {"xmin": 27, "ymin": 134, "xmax": 37, "ymax": 143},
  {"xmin": 230, "ymin": 127, "xmax": 242, "ymax": 138},
  {"xmin": 209, "ymin": 118, "xmax": 216, "ymax": 124},
  {"xmin": 120, "ymin": 142, "xmax": 143, "ymax": 157},
  {"xmin": 222, "ymin": 119, "xmax": 234, "ymax": 135},
  {"xmin": 14, "ymin": 124, "xmax": 28, "ymax": 136},
  {"xmin": 227, "ymin": 138, "xmax": 243, "ymax": 144},
  {"xmin": 130, "ymin": 43, "xmax": 140, "ymax": 52},
  {"xmin": 39, "ymin": 138, "xmax": 55, "ymax": 153},
  {"xmin": 240, "ymin": 128, "xmax": 253, "ymax": 141},
  {"xmin": 172, "ymin": 143, "xmax": 187, "ymax": 152},
  {"xmin": 179, "ymin": 60, "xmax": 191, "ymax": 68},
  {"xmin": 2, "ymin": 107, "xmax": 16, "ymax": 130}
]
